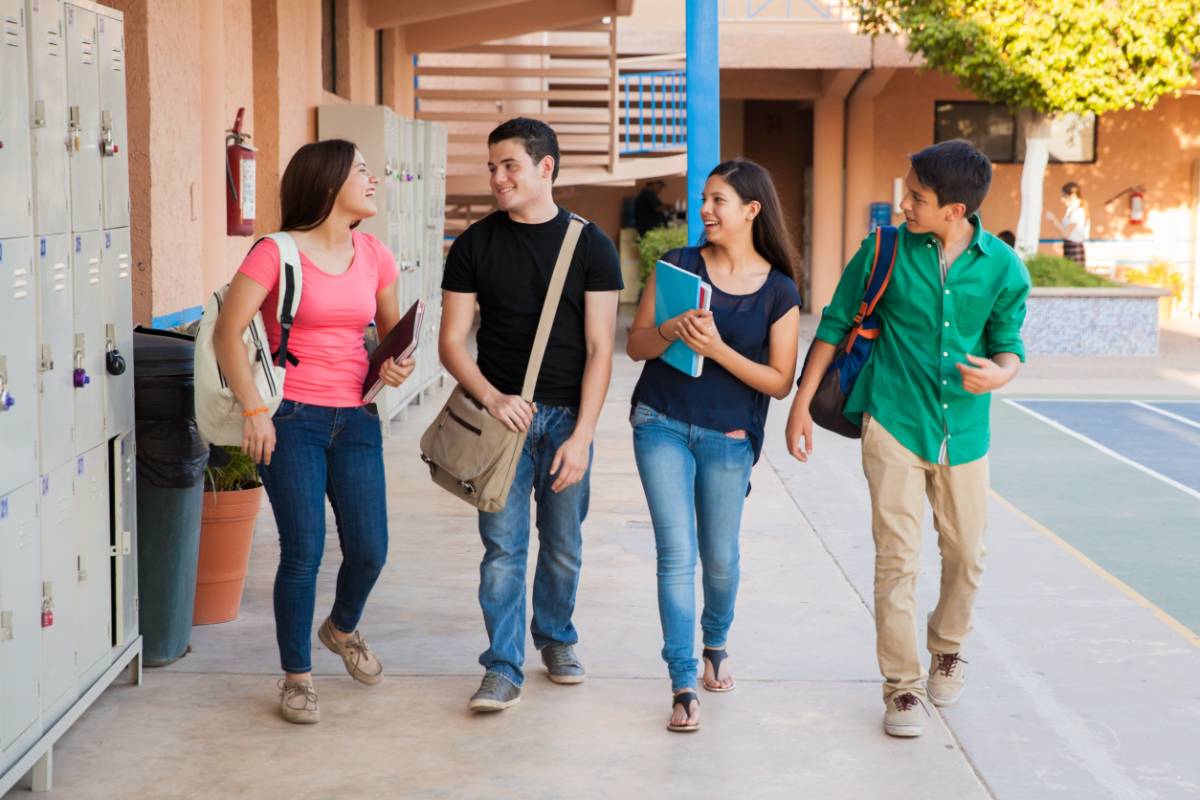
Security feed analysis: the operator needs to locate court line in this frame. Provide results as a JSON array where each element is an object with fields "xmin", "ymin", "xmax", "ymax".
[
  {"xmin": 1003, "ymin": 399, "xmax": 1200, "ymax": 502},
  {"xmin": 1134, "ymin": 400, "xmax": 1200, "ymax": 432},
  {"xmin": 990, "ymin": 489, "xmax": 1200, "ymax": 649}
]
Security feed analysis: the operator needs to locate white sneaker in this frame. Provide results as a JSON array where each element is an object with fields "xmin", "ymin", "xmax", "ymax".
[{"xmin": 928, "ymin": 653, "xmax": 967, "ymax": 707}]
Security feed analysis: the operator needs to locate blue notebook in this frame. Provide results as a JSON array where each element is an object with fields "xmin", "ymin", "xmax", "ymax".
[{"xmin": 655, "ymin": 258, "xmax": 712, "ymax": 378}]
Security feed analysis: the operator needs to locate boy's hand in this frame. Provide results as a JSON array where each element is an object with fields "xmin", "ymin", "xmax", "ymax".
[
  {"xmin": 956, "ymin": 354, "xmax": 1014, "ymax": 394},
  {"xmin": 785, "ymin": 395, "xmax": 814, "ymax": 462}
]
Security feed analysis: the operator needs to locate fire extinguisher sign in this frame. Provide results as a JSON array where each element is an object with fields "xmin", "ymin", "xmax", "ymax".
[{"xmin": 240, "ymin": 158, "xmax": 256, "ymax": 222}]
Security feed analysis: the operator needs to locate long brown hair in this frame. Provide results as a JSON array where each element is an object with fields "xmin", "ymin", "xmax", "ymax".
[
  {"xmin": 705, "ymin": 159, "xmax": 800, "ymax": 284},
  {"xmin": 279, "ymin": 139, "xmax": 360, "ymax": 231}
]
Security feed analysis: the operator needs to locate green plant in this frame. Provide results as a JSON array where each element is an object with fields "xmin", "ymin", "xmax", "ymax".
[
  {"xmin": 204, "ymin": 446, "xmax": 261, "ymax": 492},
  {"xmin": 1024, "ymin": 254, "xmax": 1117, "ymax": 288},
  {"xmin": 1124, "ymin": 260, "xmax": 1185, "ymax": 302},
  {"xmin": 636, "ymin": 225, "xmax": 689, "ymax": 288}
]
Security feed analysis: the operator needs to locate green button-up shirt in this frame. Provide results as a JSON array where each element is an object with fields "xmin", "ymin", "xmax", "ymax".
[{"xmin": 814, "ymin": 217, "xmax": 1031, "ymax": 466}]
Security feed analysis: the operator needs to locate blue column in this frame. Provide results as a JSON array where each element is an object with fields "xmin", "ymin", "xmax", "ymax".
[{"xmin": 686, "ymin": 0, "xmax": 719, "ymax": 245}]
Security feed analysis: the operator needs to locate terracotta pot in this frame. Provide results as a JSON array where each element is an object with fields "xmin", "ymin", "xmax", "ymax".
[{"xmin": 194, "ymin": 485, "xmax": 263, "ymax": 625}]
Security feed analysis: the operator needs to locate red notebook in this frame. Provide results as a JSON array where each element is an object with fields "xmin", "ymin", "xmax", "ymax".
[{"xmin": 362, "ymin": 299, "xmax": 424, "ymax": 403}]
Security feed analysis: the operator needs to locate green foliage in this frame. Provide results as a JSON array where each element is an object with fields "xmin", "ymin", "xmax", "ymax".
[
  {"xmin": 636, "ymin": 226, "xmax": 689, "ymax": 287},
  {"xmin": 854, "ymin": 0, "xmax": 1200, "ymax": 114},
  {"xmin": 1024, "ymin": 254, "xmax": 1117, "ymax": 287},
  {"xmin": 1124, "ymin": 260, "xmax": 1185, "ymax": 301},
  {"xmin": 204, "ymin": 446, "xmax": 261, "ymax": 493}
]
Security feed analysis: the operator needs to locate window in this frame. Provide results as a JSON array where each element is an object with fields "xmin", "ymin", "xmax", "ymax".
[
  {"xmin": 934, "ymin": 102, "xmax": 1097, "ymax": 164},
  {"xmin": 375, "ymin": 29, "xmax": 384, "ymax": 106},
  {"xmin": 322, "ymin": 0, "xmax": 337, "ymax": 95}
]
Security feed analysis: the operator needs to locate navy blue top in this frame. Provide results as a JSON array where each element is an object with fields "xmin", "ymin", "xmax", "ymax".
[{"xmin": 631, "ymin": 247, "xmax": 803, "ymax": 463}]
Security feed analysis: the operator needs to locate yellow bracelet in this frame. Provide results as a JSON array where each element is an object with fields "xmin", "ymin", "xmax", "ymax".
[{"xmin": 242, "ymin": 406, "xmax": 269, "ymax": 418}]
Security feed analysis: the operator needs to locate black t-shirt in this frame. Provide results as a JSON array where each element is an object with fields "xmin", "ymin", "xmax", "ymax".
[{"xmin": 442, "ymin": 207, "xmax": 623, "ymax": 406}]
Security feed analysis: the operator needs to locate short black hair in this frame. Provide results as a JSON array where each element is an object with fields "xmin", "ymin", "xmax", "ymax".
[
  {"xmin": 909, "ymin": 140, "xmax": 992, "ymax": 215},
  {"xmin": 487, "ymin": 117, "xmax": 561, "ymax": 181}
]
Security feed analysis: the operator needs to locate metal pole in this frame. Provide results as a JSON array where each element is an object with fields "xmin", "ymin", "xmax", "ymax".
[{"xmin": 687, "ymin": 0, "xmax": 720, "ymax": 244}]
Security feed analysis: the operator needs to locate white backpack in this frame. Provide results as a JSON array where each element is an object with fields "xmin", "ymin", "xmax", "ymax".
[{"xmin": 194, "ymin": 233, "xmax": 303, "ymax": 446}]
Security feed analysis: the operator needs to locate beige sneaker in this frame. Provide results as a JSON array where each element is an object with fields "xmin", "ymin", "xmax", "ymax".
[
  {"xmin": 278, "ymin": 679, "xmax": 319, "ymax": 725},
  {"xmin": 883, "ymin": 691, "xmax": 928, "ymax": 738},
  {"xmin": 928, "ymin": 653, "xmax": 967, "ymax": 707},
  {"xmin": 318, "ymin": 618, "xmax": 384, "ymax": 685}
]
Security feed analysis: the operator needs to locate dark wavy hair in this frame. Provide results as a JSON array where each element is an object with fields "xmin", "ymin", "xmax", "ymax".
[
  {"xmin": 705, "ymin": 159, "xmax": 800, "ymax": 284},
  {"xmin": 279, "ymin": 139, "xmax": 361, "ymax": 231}
]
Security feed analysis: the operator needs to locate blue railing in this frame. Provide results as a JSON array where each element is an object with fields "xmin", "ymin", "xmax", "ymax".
[
  {"xmin": 619, "ymin": 70, "xmax": 686, "ymax": 156},
  {"xmin": 719, "ymin": 0, "xmax": 848, "ymax": 20}
]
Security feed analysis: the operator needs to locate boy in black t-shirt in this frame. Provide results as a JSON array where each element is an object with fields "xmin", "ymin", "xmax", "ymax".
[{"xmin": 440, "ymin": 118, "xmax": 623, "ymax": 712}]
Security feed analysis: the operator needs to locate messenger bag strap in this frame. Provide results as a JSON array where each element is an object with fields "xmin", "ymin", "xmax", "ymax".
[{"xmin": 520, "ymin": 215, "xmax": 586, "ymax": 402}]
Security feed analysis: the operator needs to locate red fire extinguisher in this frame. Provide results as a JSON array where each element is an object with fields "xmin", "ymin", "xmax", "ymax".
[
  {"xmin": 1128, "ymin": 189, "xmax": 1145, "ymax": 225},
  {"xmin": 226, "ymin": 108, "xmax": 256, "ymax": 236}
]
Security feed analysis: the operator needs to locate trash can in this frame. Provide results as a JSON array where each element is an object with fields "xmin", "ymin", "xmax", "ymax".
[{"xmin": 133, "ymin": 327, "xmax": 209, "ymax": 667}]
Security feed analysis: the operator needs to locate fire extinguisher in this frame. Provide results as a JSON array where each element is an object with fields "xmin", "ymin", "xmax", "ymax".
[
  {"xmin": 1128, "ymin": 189, "xmax": 1145, "ymax": 225},
  {"xmin": 226, "ymin": 108, "xmax": 256, "ymax": 236}
]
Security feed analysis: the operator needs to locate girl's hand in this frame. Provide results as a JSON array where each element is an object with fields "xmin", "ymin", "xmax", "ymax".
[
  {"xmin": 1044, "ymin": 211, "xmax": 1057, "ymax": 222},
  {"xmin": 677, "ymin": 310, "xmax": 725, "ymax": 359},
  {"xmin": 243, "ymin": 413, "xmax": 276, "ymax": 466},
  {"xmin": 379, "ymin": 356, "xmax": 415, "ymax": 387}
]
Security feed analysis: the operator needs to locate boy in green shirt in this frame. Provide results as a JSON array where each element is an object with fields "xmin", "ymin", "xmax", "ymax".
[{"xmin": 786, "ymin": 140, "xmax": 1031, "ymax": 738}]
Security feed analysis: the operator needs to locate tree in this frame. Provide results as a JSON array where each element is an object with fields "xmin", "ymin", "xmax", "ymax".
[{"xmin": 854, "ymin": 0, "xmax": 1200, "ymax": 256}]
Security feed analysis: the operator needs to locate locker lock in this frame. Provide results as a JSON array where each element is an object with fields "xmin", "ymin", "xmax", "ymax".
[
  {"xmin": 69, "ymin": 106, "xmax": 82, "ymax": 153},
  {"xmin": 0, "ymin": 356, "xmax": 12, "ymax": 411},
  {"xmin": 42, "ymin": 583, "xmax": 55, "ymax": 628},
  {"xmin": 74, "ymin": 336, "xmax": 91, "ymax": 389},
  {"xmin": 105, "ymin": 324, "xmax": 127, "ymax": 376},
  {"xmin": 101, "ymin": 111, "xmax": 118, "ymax": 157}
]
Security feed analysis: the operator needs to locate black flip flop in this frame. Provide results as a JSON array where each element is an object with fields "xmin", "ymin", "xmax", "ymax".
[
  {"xmin": 702, "ymin": 648, "xmax": 736, "ymax": 692},
  {"xmin": 667, "ymin": 690, "xmax": 700, "ymax": 733}
]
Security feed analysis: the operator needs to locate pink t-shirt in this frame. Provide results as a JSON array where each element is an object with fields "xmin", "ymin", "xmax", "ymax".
[{"xmin": 238, "ymin": 231, "xmax": 399, "ymax": 407}]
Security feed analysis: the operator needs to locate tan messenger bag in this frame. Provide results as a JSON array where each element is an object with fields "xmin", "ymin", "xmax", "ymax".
[{"xmin": 419, "ymin": 215, "xmax": 585, "ymax": 513}]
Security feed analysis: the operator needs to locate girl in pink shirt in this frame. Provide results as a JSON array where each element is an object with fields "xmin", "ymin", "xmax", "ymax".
[{"xmin": 213, "ymin": 139, "xmax": 411, "ymax": 725}]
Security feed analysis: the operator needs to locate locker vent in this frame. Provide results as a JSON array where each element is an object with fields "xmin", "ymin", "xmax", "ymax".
[
  {"xmin": 47, "ymin": 28, "xmax": 60, "ymax": 56},
  {"xmin": 110, "ymin": 49, "xmax": 122, "ymax": 72},
  {"xmin": 81, "ymin": 40, "xmax": 93, "ymax": 65},
  {"xmin": 3, "ymin": 16, "xmax": 20, "ymax": 47}
]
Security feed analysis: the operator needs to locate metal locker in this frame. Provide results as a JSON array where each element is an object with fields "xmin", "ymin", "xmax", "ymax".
[
  {"xmin": 25, "ymin": 0, "xmax": 71, "ymax": 236},
  {"xmin": 65, "ymin": 1, "xmax": 101, "ymax": 233},
  {"xmin": 96, "ymin": 7, "xmax": 127, "ymax": 229},
  {"xmin": 0, "ymin": 237, "xmax": 38, "ymax": 497},
  {"xmin": 38, "ymin": 460, "xmax": 78, "ymax": 721},
  {"xmin": 73, "ymin": 444, "xmax": 110, "ymax": 682},
  {"xmin": 0, "ymin": 0, "xmax": 34, "ymax": 240},
  {"xmin": 37, "ymin": 233, "xmax": 74, "ymax": 473},
  {"xmin": 101, "ymin": 227, "xmax": 132, "ymax": 438},
  {"xmin": 71, "ymin": 230, "xmax": 104, "ymax": 454},
  {"xmin": 109, "ymin": 430, "xmax": 136, "ymax": 648},
  {"xmin": 0, "ymin": 481, "xmax": 42, "ymax": 753}
]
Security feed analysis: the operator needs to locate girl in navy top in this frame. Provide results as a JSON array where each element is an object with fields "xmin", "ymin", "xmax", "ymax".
[{"xmin": 626, "ymin": 160, "xmax": 802, "ymax": 732}]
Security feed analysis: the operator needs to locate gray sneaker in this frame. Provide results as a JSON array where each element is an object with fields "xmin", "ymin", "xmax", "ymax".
[
  {"xmin": 541, "ymin": 643, "xmax": 585, "ymax": 684},
  {"xmin": 883, "ymin": 691, "xmax": 929, "ymax": 738},
  {"xmin": 278, "ymin": 679, "xmax": 319, "ymax": 725},
  {"xmin": 468, "ymin": 672, "xmax": 521, "ymax": 713}
]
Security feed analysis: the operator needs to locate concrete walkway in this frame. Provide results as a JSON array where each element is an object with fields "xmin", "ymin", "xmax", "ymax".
[{"xmin": 10, "ymin": 318, "xmax": 1200, "ymax": 799}]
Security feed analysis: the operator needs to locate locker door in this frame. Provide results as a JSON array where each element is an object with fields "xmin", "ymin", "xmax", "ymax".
[
  {"xmin": 72, "ymin": 230, "xmax": 104, "ymax": 454},
  {"xmin": 38, "ymin": 460, "xmax": 77, "ymax": 719},
  {"xmin": 73, "ymin": 445, "xmax": 110, "ymax": 680},
  {"xmin": 0, "ymin": 0, "xmax": 34, "ymax": 239},
  {"xmin": 25, "ymin": 0, "xmax": 70, "ymax": 236},
  {"xmin": 38, "ymin": 233, "xmax": 74, "ymax": 472},
  {"xmin": 0, "ymin": 481, "xmax": 42, "ymax": 751},
  {"xmin": 0, "ymin": 237, "xmax": 38, "ymax": 497},
  {"xmin": 109, "ymin": 430, "xmax": 136, "ymax": 648},
  {"xmin": 101, "ymin": 227, "xmax": 133, "ymax": 438},
  {"xmin": 96, "ymin": 10, "xmax": 127, "ymax": 229},
  {"xmin": 65, "ymin": 2, "xmax": 101, "ymax": 233}
]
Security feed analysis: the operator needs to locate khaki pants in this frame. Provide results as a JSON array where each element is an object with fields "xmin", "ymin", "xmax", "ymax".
[{"xmin": 860, "ymin": 415, "xmax": 988, "ymax": 700}]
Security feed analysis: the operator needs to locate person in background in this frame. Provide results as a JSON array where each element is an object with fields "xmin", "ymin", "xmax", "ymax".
[
  {"xmin": 997, "ymin": 230, "xmax": 1016, "ymax": 249},
  {"xmin": 214, "ymin": 139, "xmax": 413, "ymax": 725},
  {"xmin": 626, "ymin": 159, "xmax": 802, "ymax": 733},
  {"xmin": 635, "ymin": 179, "xmax": 671, "ymax": 236},
  {"xmin": 1046, "ymin": 182, "xmax": 1089, "ymax": 266}
]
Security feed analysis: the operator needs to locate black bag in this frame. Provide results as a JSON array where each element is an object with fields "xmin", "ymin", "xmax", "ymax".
[{"xmin": 805, "ymin": 225, "xmax": 898, "ymax": 439}]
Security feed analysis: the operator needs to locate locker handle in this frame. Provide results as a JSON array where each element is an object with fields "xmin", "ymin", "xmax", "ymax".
[
  {"xmin": 0, "ymin": 356, "xmax": 11, "ymax": 410},
  {"xmin": 1, "ymin": 611, "xmax": 13, "ymax": 641}
]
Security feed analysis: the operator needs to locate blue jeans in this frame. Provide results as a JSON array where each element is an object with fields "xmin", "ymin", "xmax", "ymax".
[
  {"xmin": 477, "ymin": 405, "xmax": 591, "ymax": 687},
  {"xmin": 258, "ymin": 400, "xmax": 388, "ymax": 674},
  {"xmin": 631, "ymin": 402, "xmax": 754, "ymax": 691}
]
